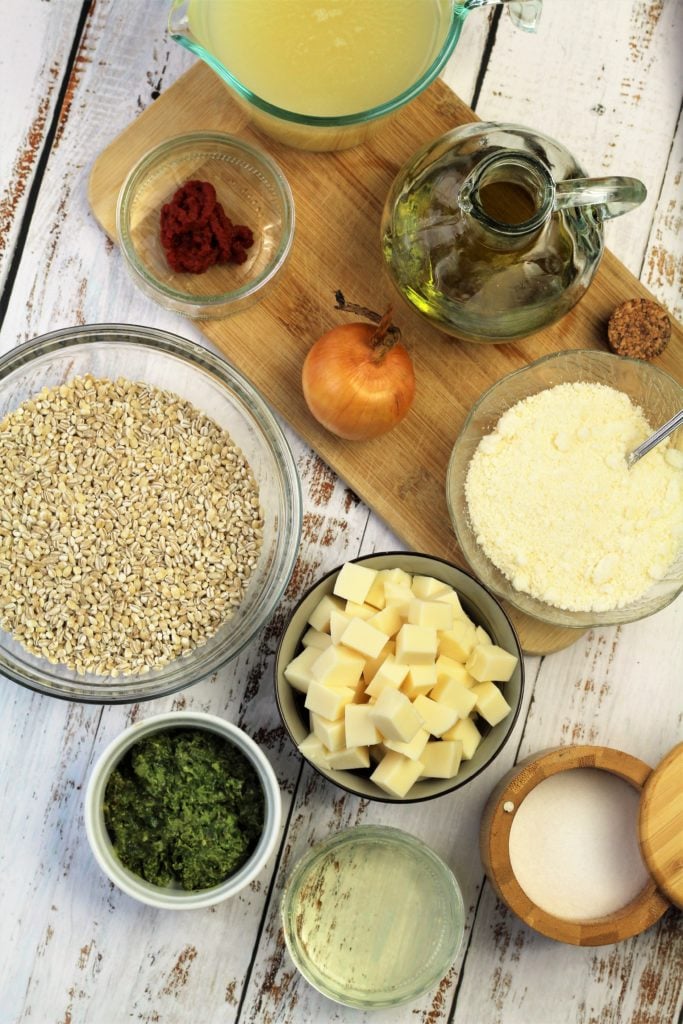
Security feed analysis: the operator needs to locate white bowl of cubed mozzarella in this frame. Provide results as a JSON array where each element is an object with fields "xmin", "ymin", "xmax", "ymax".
[{"xmin": 275, "ymin": 552, "xmax": 524, "ymax": 803}]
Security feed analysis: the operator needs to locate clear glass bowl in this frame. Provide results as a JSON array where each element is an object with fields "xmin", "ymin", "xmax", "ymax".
[
  {"xmin": 447, "ymin": 350, "xmax": 683, "ymax": 628},
  {"xmin": 281, "ymin": 825, "xmax": 465, "ymax": 1007},
  {"xmin": 275, "ymin": 552, "xmax": 524, "ymax": 803},
  {"xmin": 0, "ymin": 324, "xmax": 302, "ymax": 702},
  {"xmin": 116, "ymin": 133, "xmax": 294, "ymax": 319}
]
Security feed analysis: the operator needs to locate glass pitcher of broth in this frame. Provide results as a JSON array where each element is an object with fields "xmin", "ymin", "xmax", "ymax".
[
  {"xmin": 381, "ymin": 122, "xmax": 646, "ymax": 343},
  {"xmin": 168, "ymin": 0, "xmax": 543, "ymax": 151}
]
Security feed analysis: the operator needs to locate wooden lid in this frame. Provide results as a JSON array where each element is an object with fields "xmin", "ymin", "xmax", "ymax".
[{"xmin": 638, "ymin": 742, "xmax": 683, "ymax": 909}]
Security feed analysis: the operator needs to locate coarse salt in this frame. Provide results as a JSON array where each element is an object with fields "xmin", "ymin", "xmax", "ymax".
[{"xmin": 464, "ymin": 383, "xmax": 682, "ymax": 612}]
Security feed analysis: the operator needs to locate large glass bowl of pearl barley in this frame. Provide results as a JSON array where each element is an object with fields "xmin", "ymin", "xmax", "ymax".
[
  {"xmin": 0, "ymin": 324, "xmax": 301, "ymax": 702},
  {"xmin": 447, "ymin": 350, "xmax": 683, "ymax": 629}
]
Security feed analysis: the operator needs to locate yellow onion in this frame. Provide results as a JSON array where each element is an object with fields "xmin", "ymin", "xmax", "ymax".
[{"xmin": 302, "ymin": 306, "xmax": 415, "ymax": 441}]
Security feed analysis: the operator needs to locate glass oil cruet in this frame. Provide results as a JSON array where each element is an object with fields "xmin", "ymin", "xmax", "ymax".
[{"xmin": 381, "ymin": 123, "xmax": 647, "ymax": 343}]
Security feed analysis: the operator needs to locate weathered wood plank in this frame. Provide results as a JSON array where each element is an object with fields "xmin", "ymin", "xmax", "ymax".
[
  {"xmin": 641, "ymin": 109, "xmax": 683, "ymax": 320},
  {"xmin": 0, "ymin": 0, "xmax": 85, "ymax": 292}
]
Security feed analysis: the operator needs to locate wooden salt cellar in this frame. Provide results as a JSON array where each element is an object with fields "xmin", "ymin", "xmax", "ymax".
[{"xmin": 480, "ymin": 744, "xmax": 682, "ymax": 946}]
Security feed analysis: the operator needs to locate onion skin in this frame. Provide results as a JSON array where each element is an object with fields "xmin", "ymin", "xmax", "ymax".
[{"xmin": 302, "ymin": 320, "xmax": 415, "ymax": 441}]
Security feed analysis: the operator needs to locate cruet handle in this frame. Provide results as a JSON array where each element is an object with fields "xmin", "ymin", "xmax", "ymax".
[
  {"xmin": 553, "ymin": 177, "xmax": 647, "ymax": 220},
  {"xmin": 460, "ymin": 0, "xmax": 543, "ymax": 32}
]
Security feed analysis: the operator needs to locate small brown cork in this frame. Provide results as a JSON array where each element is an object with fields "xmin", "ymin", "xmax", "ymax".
[{"xmin": 607, "ymin": 298, "xmax": 671, "ymax": 359}]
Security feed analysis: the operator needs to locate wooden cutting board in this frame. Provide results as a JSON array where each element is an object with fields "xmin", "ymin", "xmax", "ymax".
[{"xmin": 89, "ymin": 61, "xmax": 683, "ymax": 656}]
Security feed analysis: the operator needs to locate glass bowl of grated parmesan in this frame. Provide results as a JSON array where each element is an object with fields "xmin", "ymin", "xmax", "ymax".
[{"xmin": 447, "ymin": 350, "xmax": 683, "ymax": 628}]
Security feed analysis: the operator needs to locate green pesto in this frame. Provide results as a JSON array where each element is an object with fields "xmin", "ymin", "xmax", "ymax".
[{"xmin": 104, "ymin": 729, "xmax": 265, "ymax": 890}]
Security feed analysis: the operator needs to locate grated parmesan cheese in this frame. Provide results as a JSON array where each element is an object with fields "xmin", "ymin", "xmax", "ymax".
[{"xmin": 464, "ymin": 382, "xmax": 683, "ymax": 612}]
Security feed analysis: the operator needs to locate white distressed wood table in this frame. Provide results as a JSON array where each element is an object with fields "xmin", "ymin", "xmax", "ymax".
[{"xmin": 1, "ymin": 2, "xmax": 681, "ymax": 1022}]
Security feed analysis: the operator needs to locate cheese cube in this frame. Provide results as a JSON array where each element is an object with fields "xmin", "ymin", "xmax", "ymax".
[
  {"xmin": 283, "ymin": 646, "xmax": 320, "ymax": 694},
  {"xmin": 368, "ymin": 605, "xmax": 403, "ymax": 637},
  {"xmin": 435, "ymin": 654, "xmax": 476, "ymax": 688},
  {"xmin": 434, "ymin": 588, "xmax": 465, "ymax": 618},
  {"xmin": 441, "ymin": 717, "xmax": 481, "ymax": 760},
  {"xmin": 420, "ymin": 740, "xmax": 463, "ymax": 779},
  {"xmin": 438, "ymin": 619, "xmax": 477, "ymax": 662},
  {"xmin": 383, "ymin": 727, "xmax": 430, "ymax": 761},
  {"xmin": 430, "ymin": 676, "xmax": 477, "ymax": 719},
  {"xmin": 330, "ymin": 610, "xmax": 353, "ymax": 646},
  {"xmin": 340, "ymin": 617, "xmax": 388, "ymax": 659},
  {"xmin": 475, "ymin": 625, "xmax": 492, "ymax": 646},
  {"xmin": 369, "ymin": 743, "xmax": 386, "ymax": 764},
  {"xmin": 466, "ymin": 643, "xmax": 518, "ymax": 683},
  {"xmin": 301, "ymin": 627, "xmax": 333, "ymax": 652},
  {"xmin": 297, "ymin": 732, "xmax": 331, "ymax": 767},
  {"xmin": 407, "ymin": 598, "xmax": 453, "ymax": 632},
  {"xmin": 382, "ymin": 567, "xmax": 413, "ymax": 589},
  {"xmin": 383, "ymin": 582, "xmax": 413, "ymax": 617},
  {"xmin": 395, "ymin": 624, "xmax": 438, "ymax": 665},
  {"xmin": 370, "ymin": 751, "xmax": 424, "ymax": 798},
  {"xmin": 411, "ymin": 575, "xmax": 450, "ymax": 600},
  {"xmin": 310, "ymin": 712, "xmax": 346, "ymax": 752},
  {"xmin": 471, "ymin": 681, "xmax": 512, "ymax": 726},
  {"xmin": 333, "ymin": 562, "xmax": 378, "ymax": 604},
  {"xmin": 369, "ymin": 687, "xmax": 424, "ymax": 742},
  {"xmin": 345, "ymin": 703, "xmax": 381, "ymax": 747},
  {"xmin": 364, "ymin": 571, "xmax": 388, "ymax": 610},
  {"xmin": 345, "ymin": 600, "xmax": 376, "ymax": 620},
  {"xmin": 307, "ymin": 593, "xmax": 345, "ymax": 632},
  {"xmin": 412, "ymin": 695, "xmax": 460, "ymax": 737},
  {"xmin": 305, "ymin": 681, "xmax": 355, "ymax": 720},
  {"xmin": 362, "ymin": 640, "xmax": 394, "ymax": 684},
  {"xmin": 401, "ymin": 663, "xmax": 437, "ymax": 699},
  {"xmin": 311, "ymin": 645, "xmax": 364, "ymax": 688},
  {"xmin": 365, "ymin": 656, "xmax": 409, "ymax": 698},
  {"xmin": 327, "ymin": 746, "xmax": 371, "ymax": 770}
]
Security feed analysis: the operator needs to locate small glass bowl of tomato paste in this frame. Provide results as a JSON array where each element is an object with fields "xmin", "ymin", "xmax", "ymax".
[{"xmin": 116, "ymin": 132, "xmax": 295, "ymax": 319}]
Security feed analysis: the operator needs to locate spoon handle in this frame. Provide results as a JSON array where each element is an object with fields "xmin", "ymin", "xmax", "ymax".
[{"xmin": 626, "ymin": 409, "xmax": 683, "ymax": 468}]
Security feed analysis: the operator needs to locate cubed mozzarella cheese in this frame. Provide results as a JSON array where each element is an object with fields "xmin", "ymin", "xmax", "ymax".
[
  {"xmin": 297, "ymin": 732, "xmax": 331, "ymax": 766},
  {"xmin": 466, "ymin": 643, "xmax": 518, "ymax": 683},
  {"xmin": 407, "ymin": 598, "xmax": 454, "ymax": 632},
  {"xmin": 401, "ymin": 663, "xmax": 437, "ymax": 699},
  {"xmin": 311, "ymin": 644, "xmax": 364, "ymax": 688},
  {"xmin": 345, "ymin": 600, "xmax": 376, "ymax": 620},
  {"xmin": 470, "ymin": 681, "xmax": 512, "ymax": 726},
  {"xmin": 345, "ymin": 703, "xmax": 381, "ymax": 747},
  {"xmin": 438, "ymin": 619, "xmax": 477, "ymax": 662},
  {"xmin": 368, "ymin": 605, "xmax": 403, "ymax": 637},
  {"xmin": 419, "ymin": 740, "xmax": 463, "ymax": 779},
  {"xmin": 305, "ymin": 681, "xmax": 355, "ymax": 720},
  {"xmin": 412, "ymin": 694, "xmax": 460, "ymax": 737},
  {"xmin": 301, "ymin": 627, "xmax": 334, "ymax": 652},
  {"xmin": 435, "ymin": 654, "xmax": 476, "ymax": 688},
  {"xmin": 365, "ymin": 656, "xmax": 409, "ymax": 698},
  {"xmin": 307, "ymin": 593, "xmax": 345, "ymax": 632},
  {"xmin": 430, "ymin": 676, "xmax": 477, "ymax": 719},
  {"xmin": 333, "ymin": 562, "xmax": 378, "ymax": 604},
  {"xmin": 310, "ymin": 712, "xmax": 346, "ymax": 753},
  {"xmin": 340, "ymin": 617, "xmax": 389, "ymax": 659},
  {"xmin": 383, "ymin": 727, "xmax": 430, "ymax": 761},
  {"xmin": 369, "ymin": 687, "xmax": 424, "ymax": 743},
  {"xmin": 411, "ymin": 575, "xmax": 450, "ymax": 600},
  {"xmin": 395, "ymin": 623, "xmax": 438, "ymax": 665},
  {"xmin": 370, "ymin": 750, "xmax": 424, "ymax": 798},
  {"xmin": 327, "ymin": 746, "xmax": 370, "ymax": 770},
  {"xmin": 283, "ymin": 646, "xmax": 321, "ymax": 693},
  {"xmin": 441, "ymin": 717, "xmax": 481, "ymax": 759}
]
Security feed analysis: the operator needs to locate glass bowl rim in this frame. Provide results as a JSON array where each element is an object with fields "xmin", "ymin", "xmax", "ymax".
[
  {"xmin": 84, "ymin": 710, "xmax": 283, "ymax": 908},
  {"xmin": 0, "ymin": 323, "xmax": 303, "ymax": 702},
  {"xmin": 280, "ymin": 823, "xmax": 465, "ymax": 1008},
  {"xmin": 446, "ymin": 348, "xmax": 683, "ymax": 628},
  {"xmin": 274, "ymin": 550, "xmax": 525, "ymax": 804},
  {"xmin": 115, "ymin": 132, "xmax": 296, "ymax": 308},
  {"xmin": 171, "ymin": 7, "xmax": 461, "ymax": 129}
]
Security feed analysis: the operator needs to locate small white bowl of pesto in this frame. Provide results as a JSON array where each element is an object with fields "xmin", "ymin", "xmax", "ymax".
[{"xmin": 85, "ymin": 711, "xmax": 282, "ymax": 909}]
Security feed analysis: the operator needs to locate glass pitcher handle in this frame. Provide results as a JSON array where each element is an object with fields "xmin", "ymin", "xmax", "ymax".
[
  {"xmin": 553, "ymin": 177, "xmax": 647, "ymax": 221},
  {"xmin": 461, "ymin": 0, "xmax": 543, "ymax": 32}
]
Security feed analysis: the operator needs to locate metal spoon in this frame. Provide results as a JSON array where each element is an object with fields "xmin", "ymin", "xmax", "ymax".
[{"xmin": 626, "ymin": 409, "xmax": 683, "ymax": 468}]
